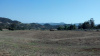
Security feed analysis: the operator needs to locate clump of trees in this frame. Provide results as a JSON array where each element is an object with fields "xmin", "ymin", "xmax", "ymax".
[
  {"xmin": 57, "ymin": 24, "xmax": 76, "ymax": 30},
  {"xmin": 8, "ymin": 24, "xmax": 17, "ymax": 30},
  {"xmin": 57, "ymin": 18, "xmax": 100, "ymax": 30},
  {"xmin": 78, "ymin": 18, "xmax": 95, "ymax": 29}
]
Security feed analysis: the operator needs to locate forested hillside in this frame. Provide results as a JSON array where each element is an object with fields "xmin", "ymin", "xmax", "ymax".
[{"xmin": 0, "ymin": 17, "xmax": 59, "ymax": 30}]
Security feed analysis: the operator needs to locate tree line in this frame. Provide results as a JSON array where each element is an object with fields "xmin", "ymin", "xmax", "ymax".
[
  {"xmin": 57, "ymin": 18, "xmax": 100, "ymax": 30},
  {"xmin": 0, "ymin": 17, "xmax": 100, "ymax": 31}
]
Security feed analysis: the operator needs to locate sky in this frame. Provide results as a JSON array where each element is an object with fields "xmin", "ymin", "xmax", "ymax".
[{"xmin": 0, "ymin": 0, "xmax": 100, "ymax": 24}]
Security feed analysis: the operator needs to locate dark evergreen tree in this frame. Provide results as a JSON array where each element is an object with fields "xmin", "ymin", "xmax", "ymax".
[
  {"xmin": 57, "ymin": 26, "xmax": 64, "ymax": 30},
  {"xmin": 78, "ymin": 23, "xmax": 83, "ymax": 29},
  {"xmin": 89, "ymin": 18, "xmax": 95, "ymax": 28},
  {"xmin": 8, "ymin": 24, "xmax": 16, "ymax": 30},
  {"xmin": 96, "ymin": 24, "xmax": 100, "ymax": 29},
  {"xmin": 69, "ymin": 24, "xmax": 76, "ymax": 30},
  {"xmin": 82, "ymin": 21, "xmax": 91, "ymax": 29},
  {"xmin": 64, "ymin": 25, "xmax": 68, "ymax": 30}
]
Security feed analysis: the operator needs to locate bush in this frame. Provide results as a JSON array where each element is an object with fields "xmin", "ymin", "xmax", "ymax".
[
  {"xmin": 8, "ymin": 28, "xmax": 14, "ymax": 31},
  {"xmin": 0, "ymin": 28, "xmax": 2, "ymax": 31}
]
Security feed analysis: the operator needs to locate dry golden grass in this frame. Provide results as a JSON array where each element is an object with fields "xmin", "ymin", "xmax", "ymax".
[{"xmin": 0, "ymin": 30, "xmax": 100, "ymax": 56}]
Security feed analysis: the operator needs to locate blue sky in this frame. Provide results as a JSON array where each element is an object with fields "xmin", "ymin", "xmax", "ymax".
[{"xmin": 0, "ymin": 0, "xmax": 100, "ymax": 24}]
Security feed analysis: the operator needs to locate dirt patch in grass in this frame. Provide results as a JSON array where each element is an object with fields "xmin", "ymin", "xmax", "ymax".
[{"xmin": 0, "ymin": 52, "xmax": 11, "ymax": 56}]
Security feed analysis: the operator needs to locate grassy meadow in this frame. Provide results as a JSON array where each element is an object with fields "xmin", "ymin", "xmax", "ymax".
[{"xmin": 0, "ymin": 30, "xmax": 100, "ymax": 56}]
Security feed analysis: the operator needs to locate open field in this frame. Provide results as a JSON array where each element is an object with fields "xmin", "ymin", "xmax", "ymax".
[{"xmin": 0, "ymin": 30, "xmax": 100, "ymax": 56}]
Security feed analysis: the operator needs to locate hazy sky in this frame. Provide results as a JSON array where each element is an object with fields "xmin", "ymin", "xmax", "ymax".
[{"xmin": 0, "ymin": 0, "xmax": 100, "ymax": 24}]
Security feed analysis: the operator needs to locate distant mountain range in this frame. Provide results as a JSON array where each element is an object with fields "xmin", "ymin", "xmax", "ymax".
[
  {"xmin": 0, "ymin": 17, "xmax": 68, "ymax": 26},
  {"xmin": 38, "ymin": 22, "xmax": 66, "ymax": 25},
  {"xmin": 0, "ymin": 17, "xmax": 90, "ymax": 27},
  {"xmin": 0, "ymin": 17, "xmax": 84, "ymax": 26}
]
